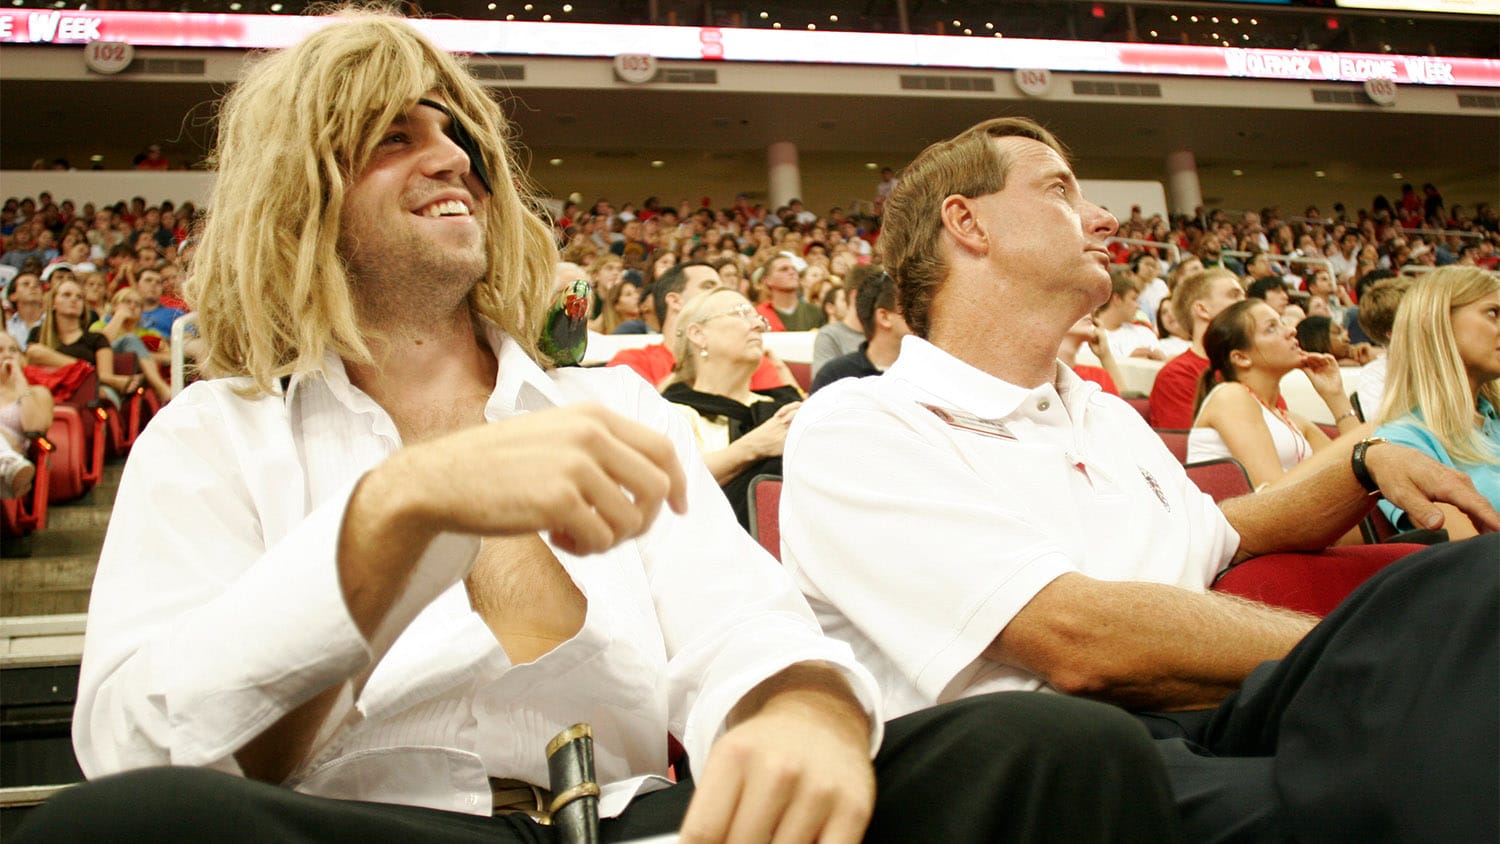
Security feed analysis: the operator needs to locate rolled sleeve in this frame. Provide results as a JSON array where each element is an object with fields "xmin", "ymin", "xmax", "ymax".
[{"xmin": 619, "ymin": 376, "xmax": 884, "ymax": 764}]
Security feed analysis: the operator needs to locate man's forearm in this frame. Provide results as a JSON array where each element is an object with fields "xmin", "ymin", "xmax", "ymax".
[
  {"xmin": 1226, "ymin": 430, "xmax": 1377, "ymax": 558},
  {"xmin": 988, "ymin": 573, "xmax": 1316, "ymax": 711}
]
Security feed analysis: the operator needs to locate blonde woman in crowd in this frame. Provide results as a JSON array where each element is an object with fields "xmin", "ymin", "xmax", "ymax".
[
  {"xmin": 24, "ymin": 277, "xmax": 143, "ymax": 405},
  {"xmin": 1373, "ymin": 266, "xmax": 1500, "ymax": 539},
  {"xmin": 90, "ymin": 287, "xmax": 174, "ymax": 403}
]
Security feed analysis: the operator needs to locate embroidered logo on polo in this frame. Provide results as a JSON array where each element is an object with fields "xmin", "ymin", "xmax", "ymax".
[
  {"xmin": 920, "ymin": 403, "xmax": 1016, "ymax": 440},
  {"xmin": 1139, "ymin": 467, "xmax": 1171, "ymax": 512}
]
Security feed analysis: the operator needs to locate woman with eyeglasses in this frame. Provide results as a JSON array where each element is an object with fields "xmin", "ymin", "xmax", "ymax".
[{"xmin": 663, "ymin": 288, "xmax": 802, "ymax": 528}]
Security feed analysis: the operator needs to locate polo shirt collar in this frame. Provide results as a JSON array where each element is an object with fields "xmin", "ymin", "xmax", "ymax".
[{"xmin": 888, "ymin": 335, "xmax": 1100, "ymax": 422}]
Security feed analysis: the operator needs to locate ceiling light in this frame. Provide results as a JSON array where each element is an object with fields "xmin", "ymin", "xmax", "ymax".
[
  {"xmin": 963, "ymin": 28, "xmax": 972, "ymax": 34},
  {"xmin": 829, "ymin": 14, "xmax": 837, "ymax": 21},
  {"xmin": 758, "ymin": 10, "xmax": 767, "ymax": 18},
  {"xmin": 90, "ymin": 154, "xmax": 104, "ymax": 162},
  {"xmin": 952, "ymin": 19, "xmax": 961, "ymax": 26},
  {"xmin": 1232, "ymin": 169, "xmax": 1243, "ymax": 176},
  {"xmin": 1314, "ymin": 170, "xmax": 1326, "ymax": 178},
  {"xmin": 985, "ymin": 22, "xmax": 994, "ymax": 29},
  {"xmin": 1231, "ymin": 17, "xmax": 1239, "ymax": 24},
  {"xmin": 865, "ymin": 162, "xmax": 879, "ymax": 169},
  {"xmin": 1251, "ymin": 18, "xmax": 1259, "ymax": 25},
  {"xmin": 651, "ymin": 160, "xmax": 665, "ymax": 168},
  {"xmin": 1149, "ymin": 30, "xmax": 1158, "ymax": 37},
  {"xmin": 1189, "ymin": 15, "xmax": 1198, "ymax": 23},
  {"xmin": 506, "ymin": 13, "xmax": 514, "ymax": 20},
  {"xmin": 269, "ymin": 3, "xmax": 282, "ymax": 11},
  {"xmin": 772, "ymin": 21, "xmax": 780, "ymax": 28},
  {"xmin": 562, "ymin": 3, "xmax": 572, "ymax": 10},
  {"xmin": 549, "ymin": 158, "xmax": 563, "ymax": 166},
  {"xmin": 1169, "ymin": 14, "xmax": 1178, "ymax": 21},
  {"xmin": 1392, "ymin": 173, "xmax": 1403, "ymax": 179},
  {"xmin": 807, "ymin": 23, "xmax": 815, "ymax": 29},
  {"xmin": 1211, "ymin": 16, "xmax": 1219, "ymax": 23},
  {"xmin": 541, "ymin": 14, "xmax": 551, "ymax": 20}
]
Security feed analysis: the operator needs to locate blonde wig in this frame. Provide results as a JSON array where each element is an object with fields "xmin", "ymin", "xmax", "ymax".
[
  {"xmin": 188, "ymin": 9, "xmax": 557, "ymax": 395},
  {"xmin": 1376, "ymin": 266, "xmax": 1500, "ymax": 466},
  {"xmin": 878, "ymin": 117, "xmax": 1066, "ymax": 338},
  {"xmin": 666, "ymin": 287, "xmax": 743, "ymax": 388}
]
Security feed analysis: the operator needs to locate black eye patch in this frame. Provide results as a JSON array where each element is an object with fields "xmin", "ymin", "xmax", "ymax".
[{"xmin": 417, "ymin": 97, "xmax": 493, "ymax": 196}]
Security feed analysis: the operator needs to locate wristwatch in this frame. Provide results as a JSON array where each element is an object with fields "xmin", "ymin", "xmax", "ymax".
[{"xmin": 1350, "ymin": 436, "xmax": 1388, "ymax": 494}]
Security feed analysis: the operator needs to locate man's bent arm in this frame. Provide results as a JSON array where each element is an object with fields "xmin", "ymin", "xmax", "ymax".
[
  {"xmin": 1225, "ymin": 433, "xmax": 1499, "ymax": 559},
  {"xmin": 987, "ymin": 573, "xmax": 1316, "ymax": 711}
]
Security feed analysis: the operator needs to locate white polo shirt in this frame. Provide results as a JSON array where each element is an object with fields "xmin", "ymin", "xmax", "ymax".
[{"xmin": 782, "ymin": 336, "xmax": 1238, "ymax": 718}]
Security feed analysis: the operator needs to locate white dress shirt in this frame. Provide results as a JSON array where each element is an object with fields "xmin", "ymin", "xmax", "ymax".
[
  {"xmin": 75, "ymin": 325, "xmax": 880, "ymax": 817},
  {"xmin": 781, "ymin": 336, "xmax": 1238, "ymax": 719}
]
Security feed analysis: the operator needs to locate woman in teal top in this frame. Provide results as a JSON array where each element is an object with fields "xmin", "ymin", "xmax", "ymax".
[{"xmin": 1373, "ymin": 266, "xmax": 1500, "ymax": 539}]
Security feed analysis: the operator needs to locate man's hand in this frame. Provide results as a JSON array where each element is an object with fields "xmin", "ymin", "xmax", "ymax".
[
  {"xmin": 736, "ymin": 402, "xmax": 801, "ymax": 462},
  {"xmin": 680, "ymin": 665, "xmax": 874, "ymax": 844},
  {"xmin": 1364, "ymin": 441, "xmax": 1500, "ymax": 533},
  {"xmin": 375, "ymin": 403, "xmax": 688, "ymax": 557}
]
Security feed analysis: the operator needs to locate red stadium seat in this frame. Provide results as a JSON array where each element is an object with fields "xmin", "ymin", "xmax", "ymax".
[
  {"xmin": 785, "ymin": 361, "xmax": 812, "ymax": 394},
  {"xmin": 1, "ymin": 433, "xmax": 53, "ymax": 536},
  {"xmin": 746, "ymin": 474, "xmax": 783, "ymax": 562},
  {"xmin": 41, "ymin": 405, "xmax": 90, "ymax": 503},
  {"xmin": 1184, "ymin": 457, "xmax": 1253, "ymax": 504},
  {"xmin": 1211, "ymin": 544, "xmax": 1425, "ymax": 617},
  {"xmin": 1123, "ymin": 395, "xmax": 1150, "ymax": 422}
]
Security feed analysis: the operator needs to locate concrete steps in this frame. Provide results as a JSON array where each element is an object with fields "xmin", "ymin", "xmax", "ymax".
[{"xmin": 2, "ymin": 461, "xmax": 121, "ymax": 616}]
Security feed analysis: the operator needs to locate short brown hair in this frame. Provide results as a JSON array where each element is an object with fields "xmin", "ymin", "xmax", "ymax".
[
  {"xmin": 878, "ymin": 117, "xmax": 1066, "ymax": 338},
  {"xmin": 1173, "ymin": 267, "xmax": 1239, "ymax": 333},
  {"xmin": 1356, "ymin": 276, "xmax": 1413, "ymax": 346}
]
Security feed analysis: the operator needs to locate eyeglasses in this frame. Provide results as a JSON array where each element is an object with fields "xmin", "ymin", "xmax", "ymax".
[{"xmin": 704, "ymin": 302, "xmax": 770, "ymax": 330}]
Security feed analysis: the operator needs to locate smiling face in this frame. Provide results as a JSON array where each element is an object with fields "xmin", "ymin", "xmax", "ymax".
[{"xmin": 338, "ymin": 96, "xmax": 488, "ymax": 313}]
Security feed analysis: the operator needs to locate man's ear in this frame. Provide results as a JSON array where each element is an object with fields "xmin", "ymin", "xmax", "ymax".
[
  {"xmin": 664, "ymin": 291, "xmax": 684, "ymax": 315},
  {"xmin": 940, "ymin": 195, "xmax": 989, "ymax": 257}
]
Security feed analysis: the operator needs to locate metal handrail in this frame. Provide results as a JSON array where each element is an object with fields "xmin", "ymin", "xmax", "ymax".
[
  {"xmin": 170, "ymin": 312, "xmax": 198, "ymax": 397},
  {"xmin": 1105, "ymin": 237, "xmax": 1180, "ymax": 266}
]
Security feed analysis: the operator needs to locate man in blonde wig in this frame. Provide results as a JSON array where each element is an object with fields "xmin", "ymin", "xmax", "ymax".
[
  {"xmin": 783, "ymin": 116, "xmax": 1499, "ymax": 842},
  {"xmin": 21, "ymin": 13, "xmax": 1185, "ymax": 844}
]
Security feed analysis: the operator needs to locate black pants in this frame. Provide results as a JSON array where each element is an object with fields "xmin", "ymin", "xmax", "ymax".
[
  {"xmin": 17, "ymin": 692, "xmax": 1179, "ymax": 843},
  {"xmin": 1142, "ymin": 535, "xmax": 1499, "ymax": 843}
]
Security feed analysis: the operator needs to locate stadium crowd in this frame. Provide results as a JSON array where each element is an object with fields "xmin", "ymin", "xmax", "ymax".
[
  {"xmin": 2, "ymin": 20, "xmax": 1497, "ymax": 837},
  {"xmin": 3, "ymin": 165, "xmax": 1499, "ymax": 510}
]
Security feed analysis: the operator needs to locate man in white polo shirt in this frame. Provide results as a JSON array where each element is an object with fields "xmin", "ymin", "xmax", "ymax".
[{"xmin": 782, "ymin": 116, "xmax": 1499, "ymax": 844}]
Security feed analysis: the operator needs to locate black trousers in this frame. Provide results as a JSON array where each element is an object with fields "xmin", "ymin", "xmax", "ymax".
[
  {"xmin": 17, "ymin": 691, "xmax": 1180, "ymax": 843},
  {"xmin": 1142, "ymin": 534, "xmax": 1499, "ymax": 844}
]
